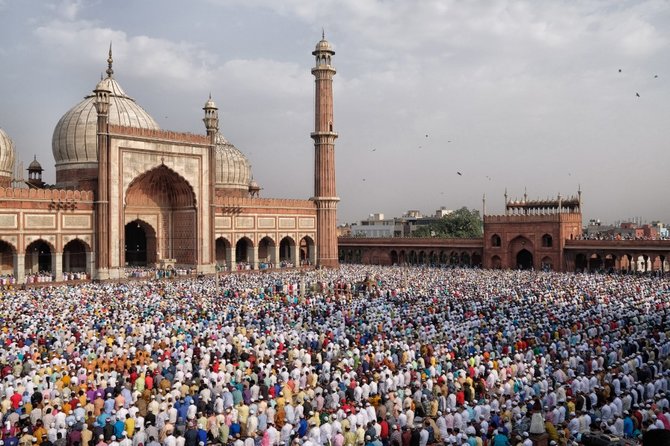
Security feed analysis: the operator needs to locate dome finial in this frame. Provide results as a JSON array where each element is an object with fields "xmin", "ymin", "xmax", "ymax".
[
  {"xmin": 322, "ymin": 27, "xmax": 325, "ymax": 40},
  {"xmin": 106, "ymin": 42, "xmax": 114, "ymax": 78}
]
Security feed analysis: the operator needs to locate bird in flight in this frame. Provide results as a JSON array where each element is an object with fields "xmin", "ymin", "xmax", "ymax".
[
  {"xmin": 654, "ymin": 75, "xmax": 659, "ymax": 78},
  {"xmin": 425, "ymin": 134, "xmax": 429, "ymax": 138},
  {"xmin": 618, "ymin": 69, "xmax": 622, "ymax": 73},
  {"xmin": 371, "ymin": 148, "xmax": 376, "ymax": 152},
  {"xmin": 447, "ymin": 140, "xmax": 452, "ymax": 143},
  {"xmin": 457, "ymin": 172, "xmax": 462, "ymax": 176},
  {"xmin": 636, "ymin": 92, "xmax": 640, "ymax": 97}
]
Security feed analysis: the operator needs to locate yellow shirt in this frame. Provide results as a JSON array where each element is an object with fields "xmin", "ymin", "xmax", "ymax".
[{"xmin": 125, "ymin": 418, "xmax": 136, "ymax": 437}]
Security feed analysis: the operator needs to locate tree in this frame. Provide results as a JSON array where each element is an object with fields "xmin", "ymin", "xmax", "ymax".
[{"xmin": 412, "ymin": 207, "xmax": 482, "ymax": 238}]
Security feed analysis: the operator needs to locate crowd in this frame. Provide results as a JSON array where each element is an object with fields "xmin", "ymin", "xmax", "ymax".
[
  {"xmin": 0, "ymin": 266, "xmax": 668, "ymax": 446},
  {"xmin": 124, "ymin": 268, "xmax": 195, "ymax": 279}
]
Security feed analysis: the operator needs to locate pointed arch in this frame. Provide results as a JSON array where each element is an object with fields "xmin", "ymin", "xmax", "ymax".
[
  {"xmin": 390, "ymin": 250, "xmax": 398, "ymax": 265},
  {"xmin": 215, "ymin": 237, "xmax": 231, "ymax": 267},
  {"xmin": 491, "ymin": 234, "xmax": 501, "ymax": 247},
  {"xmin": 491, "ymin": 255, "xmax": 502, "ymax": 269},
  {"xmin": 63, "ymin": 238, "xmax": 91, "ymax": 275},
  {"xmin": 279, "ymin": 236, "xmax": 296, "ymax": 265},
  {"xmin": 259, "ymin": 236, "xmax": 276, "ymax": 268},
  {"xmin": 299, "ymin": 235, "xmax": 315, "ymax": 266},
  {"xmin": 125, "ymin": 164, "xmax": 196, "ymax": 208},
  {"xmin": 124, "ymin": 219, "xmax": 157, "ymax": 266},
  {"xmin": 25, "ymin": 239, "xmax": 55, "ymax": 274},
  {"xmin": 235, "ymin": 236, "xmax": 254, "ymax": 266},
  {"xmin": 0, "ymin": 239, "xmax": 15, "ymax": 276},
  {"xmin": 124, "ymin": 165, "xmax": 197, "ymax": 265}
]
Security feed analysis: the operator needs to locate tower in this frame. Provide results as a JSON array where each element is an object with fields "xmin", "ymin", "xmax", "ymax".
[
  {"xmin": 26, "ymin": 156, "xmax": 44, "ymax": 188},
  {"xmin": 311, "ymin": 33, "xmax": 339, "ymax": 268},
  {"xmin": 203, "ymin": 95, "xmax": 219, "ymax": 270},
  {"xmin": 93, "ymin": 45, "xmax": 113, "ymax": 278}
]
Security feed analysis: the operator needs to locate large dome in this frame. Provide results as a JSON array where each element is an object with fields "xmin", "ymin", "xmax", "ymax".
[
  {"xmin": 52, "ymin": 76, "xmax": 159, "ymax": 171},
  {"xmin": 214, "ymin": 132, "xmax": 251, "ymax": 191},
  {"xmin": 0, "ymin": 128, "xmax": 16, "ymax": 181}
]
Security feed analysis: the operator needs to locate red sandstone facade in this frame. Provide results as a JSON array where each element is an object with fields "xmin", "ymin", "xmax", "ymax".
[
  {"xmin": 0, "ymin": 37, "xmax": 339, "ymax": 282},
  {"xmin": 339, "ymin": 192, "xmax": 670, "ymax": 273}
]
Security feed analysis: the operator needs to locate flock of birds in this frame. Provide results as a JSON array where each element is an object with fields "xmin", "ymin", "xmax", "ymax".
[
  {"xmin": 620, "ymin": 68, "xmax": 659, "ymax": 98},
  {"xmin": 361, "ymin": 68, "xmax": 660, "ymax": 184}
]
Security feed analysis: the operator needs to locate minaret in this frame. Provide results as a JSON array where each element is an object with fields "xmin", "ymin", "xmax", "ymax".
[
  {"xmin": 93, "ymin": 44, "xmax": 113, "ymax": 278},
  {"xmin": 311, "ymin": 32, "xmax": 339, "ymax": 268},
  {"xmin": 203, "ymin": 94, "xmax": 219, "ymax": 269}
]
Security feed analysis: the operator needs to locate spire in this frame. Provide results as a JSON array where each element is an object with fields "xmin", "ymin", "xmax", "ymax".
[
  {"xmin": 322, "ymin": 27, "xmax": 325, "ymax": 40},
  {"xmin": 578, "ymin": 184, "xmax": 582, "ymax": 209},
  {"xmin": 106, "ymin": 42, "xmax": 114, "ymax": 78}
]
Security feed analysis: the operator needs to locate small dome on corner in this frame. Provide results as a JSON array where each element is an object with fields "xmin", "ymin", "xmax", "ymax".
[{"xmin": 28, "ymin": 156, "xmax": 42, "ymax": 171}]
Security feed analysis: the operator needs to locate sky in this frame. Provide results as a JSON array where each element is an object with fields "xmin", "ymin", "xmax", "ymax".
[{"xmin": 0, "ymin": 0, "xmax": 668, "ymax": 226}]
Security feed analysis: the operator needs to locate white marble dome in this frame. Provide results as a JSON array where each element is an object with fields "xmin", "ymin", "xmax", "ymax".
[
  {"xmin": 214, "ymin": 132, "xmax": 251, "ymax": 191},
  {"xmin": 0, "ymin": 128, "xmax": 16, "ymax": 180},
  {"xmin": 52, "ymin": 76, "xmax": 159, "ymax": 171}
]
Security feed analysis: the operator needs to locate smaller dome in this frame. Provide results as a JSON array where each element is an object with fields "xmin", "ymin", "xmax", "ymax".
[
  {"xmin": 214, "ymin": 132, "xmax": 251, "ymax": 191},
  {"xmin": 0, "ymin": 128, "xmax": 16, "ymax": 179},
  {"xmin": 28, "ymin": 156, "xmax": 42, "ymax": 171},
  {"xmin": 314, "ymin": 38, "xmax": 334, "ymax": 54},
  {"xmin": 204, "ymin": 95, "xmax": 217, "ymax": 110}
]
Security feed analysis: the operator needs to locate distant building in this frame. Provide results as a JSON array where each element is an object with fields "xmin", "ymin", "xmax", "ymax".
[
  {"xmin": 339, "ymin": 190, "xmax": 670, "ymax": 272},
  {"xmin": 350, "ymin": 207, "xmax": 457, "ymax": 238}
]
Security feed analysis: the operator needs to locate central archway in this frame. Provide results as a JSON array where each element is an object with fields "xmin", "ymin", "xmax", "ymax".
[
  {"xmin": 125, "ymin": 165, "xmax": 196, "ymax": 265},
  {"xmin": 124, "ymin": 220, "xmax": 157, "ymax": 266},
  {"xmin": 516, "ymin": 249, "xmax": 533, "ymax": 270}
]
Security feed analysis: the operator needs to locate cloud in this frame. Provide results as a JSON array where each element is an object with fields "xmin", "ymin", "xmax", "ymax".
[
  {"xmin": 44, "ymin": 0, "xmax": 86, "ymax": 20},
  {"xmin": 5, "ymin": 0, "xmax": 670, "ymax": 223},
  {"xmin": 32, "ymin": 18, "xmax": 313, "ymax": 98},
  {"xmin": 34, "ymin": 20, "xmax": 214, "ymax": 87}
]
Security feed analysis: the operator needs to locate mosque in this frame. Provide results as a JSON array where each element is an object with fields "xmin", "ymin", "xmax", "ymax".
[{"xmin": 0, "ymin": 36, "xmax": 340, "ymax": 282}]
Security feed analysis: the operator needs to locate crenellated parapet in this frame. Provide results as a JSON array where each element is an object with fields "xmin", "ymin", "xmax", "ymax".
[
  {"xmin": 216, "ymin": 196, "xmax": 316, "ymax": 211},
  {"xmin": 484, "ymin": 213, "xmax": 582, "ymax": 223},
  {"xmin": 107, "ymin": 124, "xmax": 211, "ymax": 146},
  {"xmin": 0, "ymin": 187, "xmax": 94, "ymax": 201}
]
